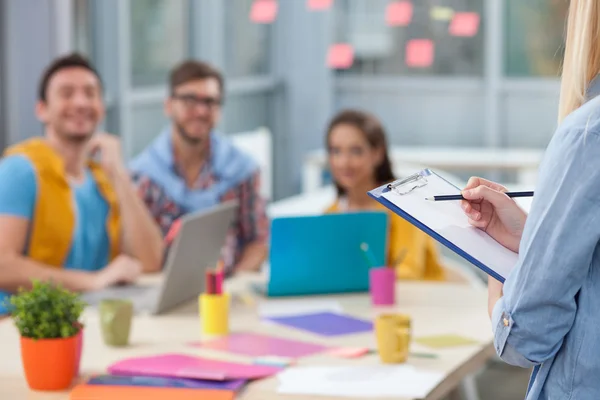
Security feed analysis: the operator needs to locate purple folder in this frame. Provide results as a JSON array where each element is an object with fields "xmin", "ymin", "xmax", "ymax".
[
  {"xmin": 88, "ymin": 375, "xmax": 246, "ymax": 391},
  {"xmin": 265, "ymin": 312, "xmax": 373, "ymax": 336}
]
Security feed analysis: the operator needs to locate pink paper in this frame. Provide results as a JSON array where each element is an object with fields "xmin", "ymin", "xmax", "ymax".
[
  {"xmin": 107, "ymin": 354, "xmax": 282, "ymax": 381},
  {"xmin": 250, "ymin": 0, "xmax": 278, "ymax": 24},
  {"xmin": 327, "ymin": 43, "xmax": 354, "ymax": 69},
  {"xmin": 328, "ymin": 347, "xmax": 370, "ymax": 358},
  {"xmin": 191, "ymin": 332, "xmax": 330, "ymax": 358},
  {"xmin": 307, "ymin": 0, "xmax": 333, "ymax": 11},
  {"xmin": 385, "ymin": 1, "xmax": 413, "ymax": 27},
  {"xmin": 405, "ymin": 39, "xmax": 435, "ymax": 68},
  {"xmin": 449, "ymin": 12, "xmax": 480, "ymax": 37}
]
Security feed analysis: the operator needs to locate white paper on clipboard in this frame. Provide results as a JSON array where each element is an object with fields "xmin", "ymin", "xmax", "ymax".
[{"xmin": 369, "ymin": 169, "xmax": 519, "ymax": 282}]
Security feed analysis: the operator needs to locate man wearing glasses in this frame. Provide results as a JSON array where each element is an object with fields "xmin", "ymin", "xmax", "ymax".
[{"xmin": 129, "ymin": 60, "xmax": 269, "ymax": 277}]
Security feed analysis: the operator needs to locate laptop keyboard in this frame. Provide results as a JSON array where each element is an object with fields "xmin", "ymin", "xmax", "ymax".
[{"xmin": 81, "ymin": 285, "xmax": 159, "ymax": 312}]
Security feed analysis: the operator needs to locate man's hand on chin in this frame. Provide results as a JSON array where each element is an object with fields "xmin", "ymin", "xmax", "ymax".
[{"xmin": 87, "ymin": 132, "xmax": 126, "ymax": 181}]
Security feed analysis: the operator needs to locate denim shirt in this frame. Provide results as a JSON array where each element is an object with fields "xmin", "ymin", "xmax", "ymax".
[{"xmin": 492, "ymin": 93, "xmax": 600, "ymax": 399}]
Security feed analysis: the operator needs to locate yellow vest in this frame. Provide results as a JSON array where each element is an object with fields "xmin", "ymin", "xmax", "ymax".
[{"xmin": 3, "ymin": 138, "xmax": 121, "ymax": 267}]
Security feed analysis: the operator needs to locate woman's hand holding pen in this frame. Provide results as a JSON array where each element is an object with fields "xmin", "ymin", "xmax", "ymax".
[
  {"xmin": 460, "ymin": 177, "xmax": 528, "ymax": 254},
  {"xmin": 460, "ymin": 177, "xmax": 526, "ymax": 318}
]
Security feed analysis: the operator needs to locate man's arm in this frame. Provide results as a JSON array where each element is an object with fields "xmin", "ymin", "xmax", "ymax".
[
  {"xmin": 0, "ymin": 216, "xmax": 101, "ymax": 292},
  {"xmin": 235, "ymin": 241, "xmax": 268, "ymax": 272},
  {"xmin": 112, "ymin": 167, "xmax": 164, "ymax": 273},
  {"xmin": 233, "ymin": 172, "xmax": 269, "ymax": 273},
  {"xmin": 89, "ymin": 133, "xmax": 164, "ymax": 273}
]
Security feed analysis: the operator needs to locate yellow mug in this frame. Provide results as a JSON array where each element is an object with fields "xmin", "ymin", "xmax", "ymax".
[{"xmin": 375, "ymin": 313, "xmax": 411, "ymax": 363}]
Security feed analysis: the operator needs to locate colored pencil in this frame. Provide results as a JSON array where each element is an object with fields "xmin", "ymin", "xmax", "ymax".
[{"xmin": 206, "ymin": 270, "xmax": 215, "ymax": 295}]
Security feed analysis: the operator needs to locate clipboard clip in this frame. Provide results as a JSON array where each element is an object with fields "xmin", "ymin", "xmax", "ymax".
[{"xmin": 386, "ymin": 172, "xmax": 428, "ymax": 195}]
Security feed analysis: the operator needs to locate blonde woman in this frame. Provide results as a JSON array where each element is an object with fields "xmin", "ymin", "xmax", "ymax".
[{"xmin": 460, "ymin": 1, "xmax": 600, "ymax": 398}]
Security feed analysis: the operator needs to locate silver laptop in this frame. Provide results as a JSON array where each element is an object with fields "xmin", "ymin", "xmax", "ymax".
[{"xmin": 81, "ymin": 200, "xmax": 238, "ymax": 315}]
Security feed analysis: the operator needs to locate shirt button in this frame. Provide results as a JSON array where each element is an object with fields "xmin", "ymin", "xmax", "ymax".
[{"xmin": 503, "ymin": 318, "xmax": 510, "ymax": 327}]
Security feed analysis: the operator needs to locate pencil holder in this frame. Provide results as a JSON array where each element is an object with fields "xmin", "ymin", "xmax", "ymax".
[
  {"xmin": 199, "ymin": 293, "xmax": 230, "ymax": 337},
  {"xmin": 369, "ymin": 267, "xmax": 396, "ymax": 306}
]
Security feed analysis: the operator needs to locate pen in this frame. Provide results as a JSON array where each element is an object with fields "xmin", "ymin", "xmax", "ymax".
[
  {"xmin": 215, "ymin": 269, "xmax": 223, "ymax": 295},
  {"xmin": 391, "ymin": 247, "xmax": 408, "ymax": 268},
  {"xmin": 360, "ymin": 242, "xmax": 379, "ymax": 267},
  {"xmin": 410, "ymin": 352, "xmax": 439, "ymax": 359},
  {"xmin": 425, "ymin": 191, "xmax": 534, "ymax": 201}
]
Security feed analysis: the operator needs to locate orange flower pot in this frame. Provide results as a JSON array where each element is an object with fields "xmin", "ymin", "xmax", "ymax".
[
  {"xmin": 20, "ymin": 333, "xmax": 79, "ymax": 391},
  {"xmin": 74, "ymin": 328, "xmax": 83, "ymax": 377}
]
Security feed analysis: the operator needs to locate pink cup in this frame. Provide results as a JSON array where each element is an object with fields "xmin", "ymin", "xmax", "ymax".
[{"xmin": 369, "ymin": 267, "xmax": 396, "ymax": 306}]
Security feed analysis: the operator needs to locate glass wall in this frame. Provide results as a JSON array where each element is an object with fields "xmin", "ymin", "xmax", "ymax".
[
  {"xmin": 130, "ymin": 0, "xmax": 188, "ymax": 87},
  {"xmin": 224, "ymin": 0, "xmax": 272, "ymax": 77},
  {"xmin": 504, "ymin": 0, "xmax": 568, "ymax": 77},
  {"xmin": 334, "ymin": 0, "xmax": 484, "ymax": 76},
  {"xmin": 61, "ymin": 0, "xmax": 569, "ymax": 198},
  {"xmin": 69, "ymin": 0, "xmax": 279, "ymax": 194}
]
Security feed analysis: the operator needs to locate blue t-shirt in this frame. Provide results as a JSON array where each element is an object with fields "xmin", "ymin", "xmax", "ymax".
[{"xmin": 0, "ymin": 155, "xmax": 111, "ymax": 314}]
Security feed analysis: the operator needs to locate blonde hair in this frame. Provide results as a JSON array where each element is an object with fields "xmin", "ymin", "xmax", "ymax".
[{"xmin": 558, "ymin": 0, "xmax": 600, "ymax": 123}]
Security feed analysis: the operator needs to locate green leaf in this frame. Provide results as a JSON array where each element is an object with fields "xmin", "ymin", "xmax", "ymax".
[{"xmin": 8, "ymin": 280, "xmax": 86, "ymax": 339}]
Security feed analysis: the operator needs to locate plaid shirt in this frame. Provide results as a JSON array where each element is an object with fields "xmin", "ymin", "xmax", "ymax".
[{"xmin": 132, "ymin": 161, "xmax": 269, "ymax": 276}]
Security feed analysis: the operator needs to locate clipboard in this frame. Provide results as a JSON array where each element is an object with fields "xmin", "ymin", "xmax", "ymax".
[{"xmin": 367, "ymin": 169, "xmax": 518, "ymax": 282}]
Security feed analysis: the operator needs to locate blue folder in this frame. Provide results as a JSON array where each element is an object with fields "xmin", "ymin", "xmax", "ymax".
[
  {"xmin": 368, "ymin": 169, "xmax": 516, "ymax": 283},
  {"xmin": 267, "ymin": 212, "xmax": 388, "ymax": 296}
]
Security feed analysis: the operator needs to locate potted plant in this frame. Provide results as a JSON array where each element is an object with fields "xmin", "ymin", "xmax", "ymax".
[{"xmin": 8, "ymin": 280, "xmax": 86, "ymax": 391}]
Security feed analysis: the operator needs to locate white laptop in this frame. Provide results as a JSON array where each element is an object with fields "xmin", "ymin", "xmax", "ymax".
[{"xmin": 81, "ymin": 200, "xmax": 238, "ymax": 315}]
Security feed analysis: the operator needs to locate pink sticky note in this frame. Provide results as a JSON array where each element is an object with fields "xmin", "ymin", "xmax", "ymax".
[
  {"xmin": 327, "ymin": 43, "xmax": 354, "ymax": 69},
  {"xmin": 449, "ymin": 12, "xmax": 480, "ymax": 37},
  {"xmin": 386, "ymin": 1, "xmax": 413, "ymax": 27},
  {"xmin": 328, "ymin": 347, "xmax": 371, "ymax": 359},
  {"xmin": 405, "ymin": 39, "xmax": 435, "ymax": 68},
  {"xmin": 307, "ymin": 0, "xmax": 333, "ymax": 11},
  {"xmin": 190, "ymin": 332, "xmax": 330, "ymax": 358},
  {"xmin": 250, "ymin": 0, "xmax": 278, "ymax": 24}
]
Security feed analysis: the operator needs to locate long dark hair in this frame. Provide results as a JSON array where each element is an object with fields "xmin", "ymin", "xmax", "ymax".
[{"xmin": 325, "ymin": 109, "xmax": 395, "ymax": 196}]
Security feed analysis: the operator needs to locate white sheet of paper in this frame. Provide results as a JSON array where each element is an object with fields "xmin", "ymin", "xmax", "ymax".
[
  {"xmin": 277, "ymin": 365, "xmax": 444, "ymax": 398},
  {"xmin": 379, "ymin": 170, "xmax": 519, "ymax": 280},
  {"xmin": 258, "ymin": 298, "xmax": 343, "ymax": 317}
]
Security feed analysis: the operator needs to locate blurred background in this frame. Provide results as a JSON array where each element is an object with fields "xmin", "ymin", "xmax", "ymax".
[{"xmin": 0, "ymin": 0, "xmax": 566, "ymax": 201}]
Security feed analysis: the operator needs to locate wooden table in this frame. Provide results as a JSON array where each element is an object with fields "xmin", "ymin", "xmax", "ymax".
[{"xmin": 0, "ymin": 274, "xmax": 494, "ymax": 400}]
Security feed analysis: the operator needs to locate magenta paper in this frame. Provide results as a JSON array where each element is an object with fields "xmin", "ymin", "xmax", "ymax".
[{"xmin": 107, "ymin": 354, "xmax": 282, "ymax": 381}]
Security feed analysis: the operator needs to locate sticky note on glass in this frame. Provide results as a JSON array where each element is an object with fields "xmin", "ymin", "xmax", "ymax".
[
  {"xmin": 449, "ymin": 12, "xmax": 480, "ymax": 37},
  {"xmin": 405, "ymin": 39, "xmax": 434, "ymax": 68},
  {"xmin": 415, "ymin": 334, "xmax": 479, "ymax": 349},
  {"xmin": 386, "ymin": 1, "xmax": 413, "ymax": 26},
  {"xmin": 307, "ymin": 0, "xmax": 333, "ymax": 11},
  {"xmin": 327, "ymin": 43, "xmax": 354, "ymax": 69},
  {"xmin": 430, "ymin": 6, "xmax": 455, "ymax": 21},
  {"xmin": 250, "ymin": 0, "xmax": 278, "ymax": 24}
]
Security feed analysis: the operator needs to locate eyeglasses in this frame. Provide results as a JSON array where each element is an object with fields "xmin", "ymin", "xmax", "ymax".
[{"xmin": 172, "ymin": 94, "xmax": 223, "ymax": 110}]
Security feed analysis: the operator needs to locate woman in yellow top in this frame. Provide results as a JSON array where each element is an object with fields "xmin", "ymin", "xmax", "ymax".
[{"xmin": 324, "ymin": 109, "xmax": 446, "ymax": 281}]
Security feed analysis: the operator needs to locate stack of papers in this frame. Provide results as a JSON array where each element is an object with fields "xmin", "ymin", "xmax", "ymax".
[
  {"xmin": 258, "ymin": 299, "xmax": 343, "ymax": 317},
  {"xmin": 277, "ymin": 365, "xmax": 444, "ymax": 398}
]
